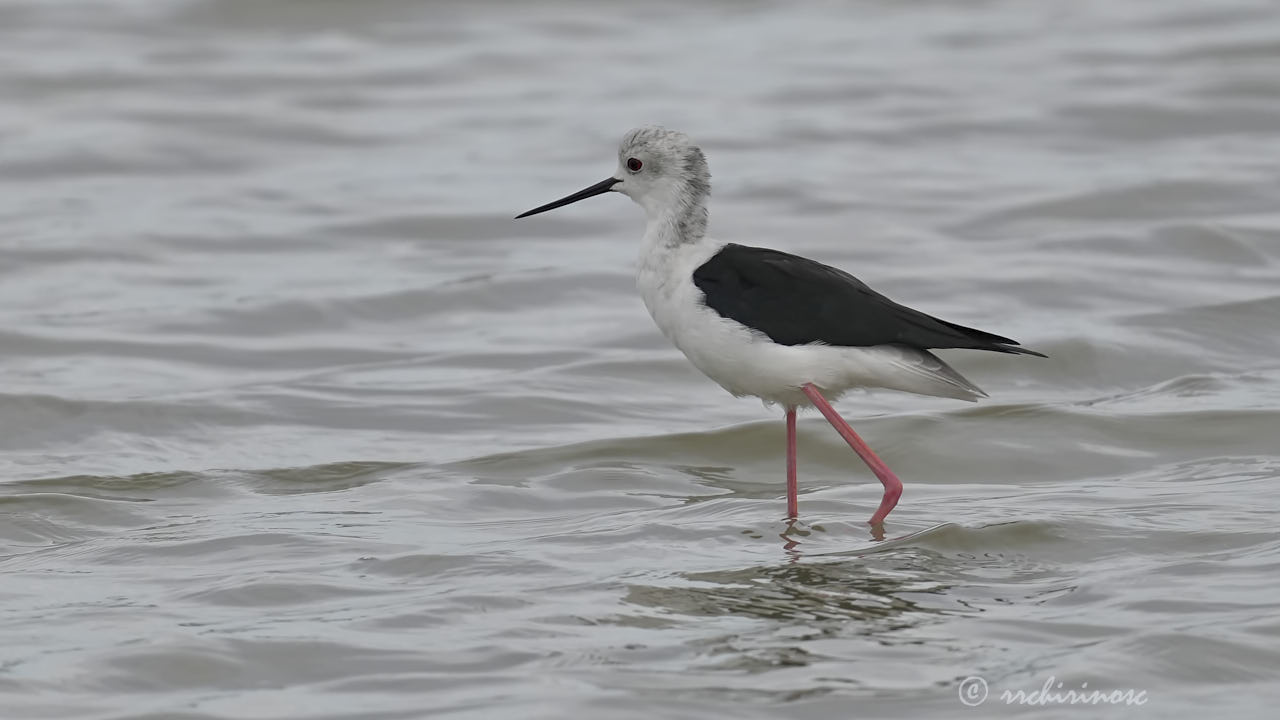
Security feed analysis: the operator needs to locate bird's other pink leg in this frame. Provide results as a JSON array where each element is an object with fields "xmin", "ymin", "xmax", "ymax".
[
  {"xmin": 785, "ymin": 407, "xmax": 798, "ymax": 518},
  {"xmin": 800, "ymin": 383, "xmax": 903, "ymax": 526}
]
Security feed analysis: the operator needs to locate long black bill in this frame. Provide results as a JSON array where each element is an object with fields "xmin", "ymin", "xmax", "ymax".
[{"xmin": 515, "ymin": 177, "xmax": 621, "ymax": 219}]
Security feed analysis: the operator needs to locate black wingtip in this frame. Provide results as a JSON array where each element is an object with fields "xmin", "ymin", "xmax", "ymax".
[{"xmin": 1000, "ymin": 345, "xmax": 1048, "ymax": 358}]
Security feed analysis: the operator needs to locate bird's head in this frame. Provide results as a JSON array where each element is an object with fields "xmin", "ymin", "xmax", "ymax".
[{"xmin": 516, "ymin": 126, "xmax": 710, "ymax": 221}]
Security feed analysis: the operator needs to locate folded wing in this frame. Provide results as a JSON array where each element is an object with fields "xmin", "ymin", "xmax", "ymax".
[{"xmin": 692, "ymin": 243, "xmax": 1046, "ymax": 356}]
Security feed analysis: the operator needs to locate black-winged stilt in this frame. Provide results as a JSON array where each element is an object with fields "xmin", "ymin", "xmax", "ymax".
[{"xmin": 516, "ymin": 127, "xmax": 1044, "ymax": 527}]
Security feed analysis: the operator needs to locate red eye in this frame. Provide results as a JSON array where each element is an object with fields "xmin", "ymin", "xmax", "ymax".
[{"xmin": 626, "ymin": 158, "xmax": 643, "ymax": 172}]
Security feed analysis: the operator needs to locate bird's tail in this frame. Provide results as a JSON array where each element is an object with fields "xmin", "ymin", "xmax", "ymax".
[{"xmin": 872, "ymin": 345, "xmax": 989, "ymax": 401}]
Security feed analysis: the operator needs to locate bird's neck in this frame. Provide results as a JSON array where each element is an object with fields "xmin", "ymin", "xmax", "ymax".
[{"xmin": 640, "ymin": 187, "xmax": 708, "ymax": 248}]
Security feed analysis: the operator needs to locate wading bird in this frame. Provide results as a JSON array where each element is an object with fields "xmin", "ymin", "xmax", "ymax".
[{"xmin": 516, "ymin": 127, "xmax": 1043, "ymax": 526}]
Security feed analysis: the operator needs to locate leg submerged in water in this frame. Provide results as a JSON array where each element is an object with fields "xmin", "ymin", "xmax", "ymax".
[{"xmin": 800, "ymin": 383, "xmax": 903, "ymax": 526}]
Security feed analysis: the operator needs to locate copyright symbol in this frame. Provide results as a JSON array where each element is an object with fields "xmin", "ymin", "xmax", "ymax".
[{"xmin": 958, "ymin": 676, "xmax": 988, "ymax": 706}]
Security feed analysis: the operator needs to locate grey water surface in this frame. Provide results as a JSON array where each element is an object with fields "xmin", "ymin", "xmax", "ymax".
[{"xmin": 3, "ymin": 1, "xmax": 1280, "ymax": 718}]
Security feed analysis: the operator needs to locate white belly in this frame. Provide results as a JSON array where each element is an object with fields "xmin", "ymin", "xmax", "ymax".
[{"xmin": 636, "ymin": 237, "xmax": 983, "ymax": 407}]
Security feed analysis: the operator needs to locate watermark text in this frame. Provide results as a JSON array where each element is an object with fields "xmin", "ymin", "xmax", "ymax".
[{"xmin": 958, "ymin": 675, "xmax": 1149, "ymax": 707}]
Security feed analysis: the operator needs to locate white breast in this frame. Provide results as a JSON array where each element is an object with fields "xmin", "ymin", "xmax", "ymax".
[
  {"xmin": 636, "ymin": 235, "xmax": 742, "ymax": 380},
  {"xmin": 634, "ymin": 232, "xmax": 827, "ymax": 407}
]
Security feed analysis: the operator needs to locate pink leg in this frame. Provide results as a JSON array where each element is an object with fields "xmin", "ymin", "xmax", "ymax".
[
  {"xmin": 800, "ymin": 383, "xmax": 903, "ymax": 526},
  {"xmin": 785, "ymin": 407, "xmax": 798, "ymax": 518}
]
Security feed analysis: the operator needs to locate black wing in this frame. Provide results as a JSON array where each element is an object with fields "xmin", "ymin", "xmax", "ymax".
[{"xmin": 692, "ymin": 243, "xmax": 1046, "ymax": 356}]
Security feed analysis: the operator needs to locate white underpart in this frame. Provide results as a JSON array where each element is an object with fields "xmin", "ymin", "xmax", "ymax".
[{"xmin": 637, "ymin": 232, "xmax": 984, "ymax": 408}]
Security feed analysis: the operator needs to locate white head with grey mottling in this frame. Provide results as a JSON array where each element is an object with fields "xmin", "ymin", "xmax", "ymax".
[{"xmin": 515, "ymin": 126, "xmax": 710, "ymax": 240}]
